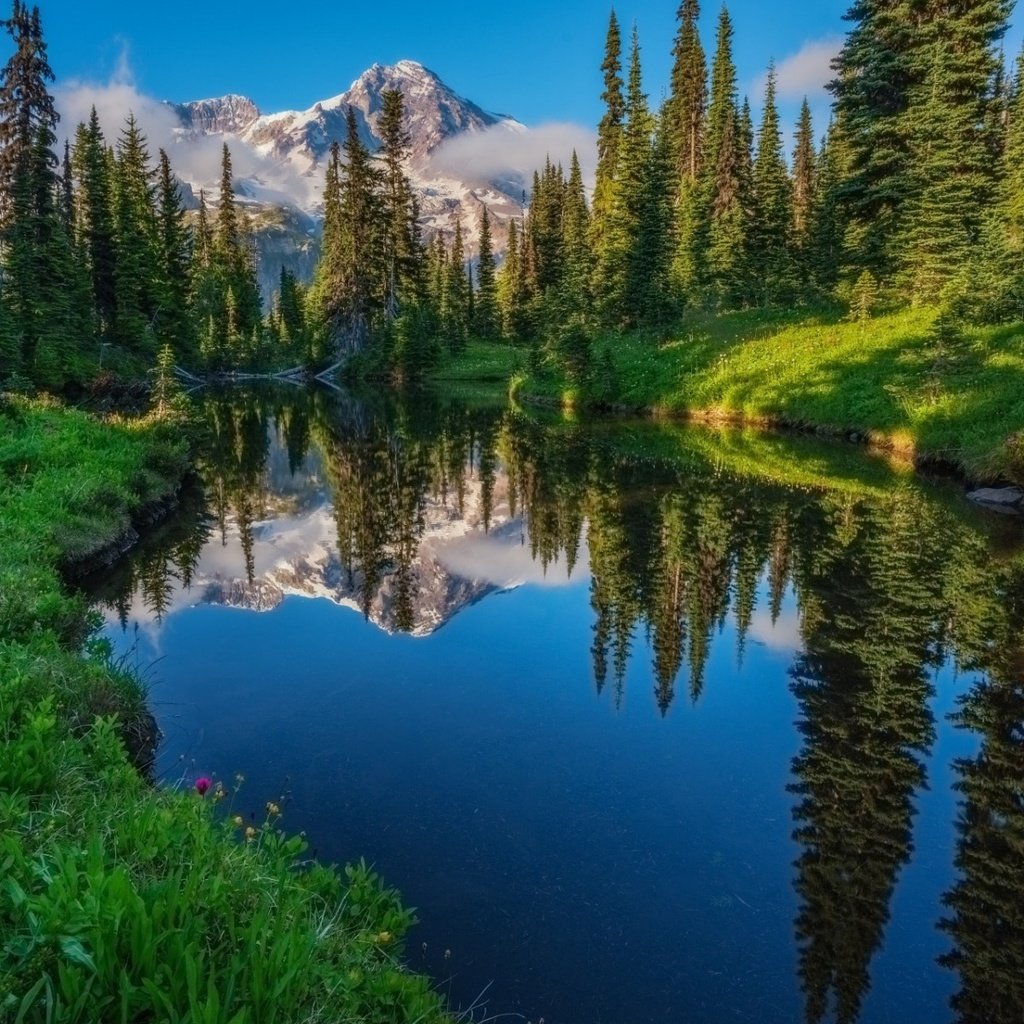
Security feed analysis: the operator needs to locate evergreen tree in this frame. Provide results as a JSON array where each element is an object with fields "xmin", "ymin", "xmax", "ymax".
[
  {"xmin": 749, "ymin": 65, "xmax": 795, "ymax": 305},
  {"xmin": 526, "ymin": 158, "xmax": 566, "ymax": 293},
  {"xmin": 307, "ymin": 142, "xmax": 344, "ymax": 363},
  {"xmin": 695, "ymin": 7, "xmax": 748, "ymax": 307},
  {"xmin": 498, "ymin": 216, "xmax": 527, "ymax": 339},
  {"xmin": 377, "ymin": 89, "xmax": 419, "ymax": 319},
  {"xmin": 0, "ymin": 0, "xmax": 57, "ymax": 224},
  {"xmin": 599, "ymin": 26, "xmax": 655, "ymax": 326},
  {"xmin": 72, "ymin": 108, "xmax": 117, "ymax": 331},
  {"xmin": 445, "ymin": 218, "xmax": 470, "ymax": 347},
  {"xmin": 154, "ymin": 148, "xmax": 192, "ymax": 355},
  {"xmin": 634, "ymin": 113, "xmax": 675, "ymax": 324},
  {"xmin": 474, "ymin": 205, "xmax": 498, "ymax": 338},
  {"xmin": 190, "ymin": 189, "xmax": 220, "ymax": 367},
  {"xmin": 112, "ymin": 113, "xmax": 160, "ymax": 350},
  {"xmin": 274, "ymin": 265, "xmax": 307, "ymax": 363},
  {"xmin": 591, "ymin": 10, "xmax": 625, "ymax": 303},
  {"xmin": 214, "ymin": 143, "xmax": 261, "ymax": 342},
  {"xmin": 425, "ymin": 233, "xmax": 449, "ymax": 331},
  {"xmin": 792, "ymin": 97, "xmax": 816, "ymax": 278},
  {"xmin": 808, "ymin": 117, "xmax": 848, "ymax": 293},
  {"xmin": 903, "ymin": 1, "xmax": 1012, "ymax": 301},
  {"xmin": 1001, "ymin": 51, "xmax": 1024, "ymax": 255},
  {"xmin": 338, "ymin": 106, "xmax": 383, "ymax": 349},
  {"xmin": 560, "ymin": 150, "xmax": 592, "ymax": 317},
  {"xmin": 58, "ymin": 136, "xmax": 70, "ymax": 228},
  {"xmin": 830, "ymin": 0, "xmax": 920, "ymax": 281},
  {"xmin": 0, "ymin": 1, "xmax": 82, "ymax": 383},
  {"xmin": 665, "ymin": 0, "xmax": 707, "ymax": 187},
  {"xmin": 665, "ymin": 1, "xmax": 708, "ymax": 300}
]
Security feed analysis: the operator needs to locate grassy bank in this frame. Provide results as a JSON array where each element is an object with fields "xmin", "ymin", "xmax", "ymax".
[
  {"xmin": 0, "ymin": 397, "xmax": 448, "ymax": 1023},
  {"xmin": 434, "ymin": 307, "xmax": 1024, "ymax": 483}
]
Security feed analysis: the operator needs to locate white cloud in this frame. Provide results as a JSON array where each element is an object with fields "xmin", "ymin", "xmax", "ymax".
[
  {"xmin": 762, "ymin": 37, "xmax": 843, "ymax": 101},
  {"xmin": 429, "ymin": 121, "xmax": 598, "ymax": 194},
  {"xmin": 54, "ymin": 59, "xmax": 311, "ymax": 202}
]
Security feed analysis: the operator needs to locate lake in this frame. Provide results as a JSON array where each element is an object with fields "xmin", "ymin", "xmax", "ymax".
[{"xmin": 85, "ymin": 385, "xmax": 1024, "ymax": 1024}]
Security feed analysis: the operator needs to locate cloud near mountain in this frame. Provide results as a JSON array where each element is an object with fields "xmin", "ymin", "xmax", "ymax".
[
  {"xmin": 429, "ymin": 121, "xmax": 597, "ymax": 194},
  {"xmin": 54, "ymin": 73, "xmax": 309, "ymax": 201},
  {"xmin": 56, "ymin": 60, "xmax": 595, "ymax": 212}
]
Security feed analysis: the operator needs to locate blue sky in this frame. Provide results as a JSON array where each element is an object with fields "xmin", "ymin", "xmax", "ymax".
[
  {"xmin": 34, "ymin": 1, "xmax": 1024, "ymax": 134},
  {"xmin": 17, "ymin": 3, "xmax": 884, "ymax": 121}
]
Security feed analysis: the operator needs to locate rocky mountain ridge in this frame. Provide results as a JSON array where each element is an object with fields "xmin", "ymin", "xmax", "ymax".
[{"xmin": 167, "ymin": 61, "xmax": 527, "ymax": 295}]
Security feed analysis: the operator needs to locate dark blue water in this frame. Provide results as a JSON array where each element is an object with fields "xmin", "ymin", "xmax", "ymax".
[{"xmin": 90, "ymin": 387, "xmax": 1024, "ymax": 1024}]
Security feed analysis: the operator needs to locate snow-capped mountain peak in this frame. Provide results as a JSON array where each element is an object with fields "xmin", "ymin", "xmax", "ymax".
[
  {"xmin": 167, "ymin": 61, "xmax": 528, "ymax": 295},
  {"xmin": 171, "ymin": 94, "xmax": 261, "ymax": 136}
]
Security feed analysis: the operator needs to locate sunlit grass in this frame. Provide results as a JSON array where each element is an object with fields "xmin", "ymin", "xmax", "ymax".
[{"xmin": 512, "ymin": 307, "xmax": 1024, "ymax": 482}]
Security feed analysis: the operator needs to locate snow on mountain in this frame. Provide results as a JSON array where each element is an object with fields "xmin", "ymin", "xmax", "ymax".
[
  {"xmin": 169, "ymin": 94, "xmax": 261, "ymax": 137},
  {"xmin": 167, "ymin": 61, "xmax": 529, "ymax": 295}
]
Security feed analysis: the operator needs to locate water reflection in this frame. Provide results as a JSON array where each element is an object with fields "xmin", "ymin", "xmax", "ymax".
[
  {"xmin": 939, "ymin": 564, "xmax": 1024, "ymax": 1024},
  {"xmin": 83, "ymin": 385, "xmax": 1024, "ymax": 1024}
]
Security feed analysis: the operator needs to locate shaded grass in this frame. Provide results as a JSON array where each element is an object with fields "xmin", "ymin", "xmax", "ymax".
[
  {"xmin": 0, "ymin": 396, "xmax": 449, "ymax": 1023},
  {"xmin": 429, "ymin": 341, "xmax": 523, "ymax": 383},
  {"xmin": 0, "ymin": 396, "xmax": 189, "ymax": 647},
  {"xmin": 513, "ymin": 306, "xmax": 1024, "ymax": 482}
]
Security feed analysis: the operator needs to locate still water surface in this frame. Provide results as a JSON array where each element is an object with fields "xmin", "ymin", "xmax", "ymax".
[{"xmin": 87, "ymin": 387, "xmax": 1024, "ymax": 1024}]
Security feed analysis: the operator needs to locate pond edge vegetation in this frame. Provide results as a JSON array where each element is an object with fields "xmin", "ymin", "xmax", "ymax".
[
  {"xmin": 429, "ymin": 305, "xmax": 1024, "ymax": 488},
  {"xmin": 0, "ymin": 395, "xmax": 451, "ymax": 1023}
]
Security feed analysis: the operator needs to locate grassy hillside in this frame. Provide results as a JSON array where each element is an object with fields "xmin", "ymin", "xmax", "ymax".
[{"xmin": 433, "ymin": 307, "xmax": 1024, "ymax": 482}]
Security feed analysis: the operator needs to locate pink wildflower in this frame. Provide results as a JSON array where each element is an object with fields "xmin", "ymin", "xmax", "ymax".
[{"xmin": 195, "ymin": 777, "xmax": 211, "ymax": 796}]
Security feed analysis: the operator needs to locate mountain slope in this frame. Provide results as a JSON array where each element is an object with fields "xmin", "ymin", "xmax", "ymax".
[{"xmin": 168, "ymin": 61, "xmax": 527, "ymax": 295}]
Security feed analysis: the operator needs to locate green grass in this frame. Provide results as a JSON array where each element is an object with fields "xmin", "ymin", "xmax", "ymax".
[
  {"xmin": 503, "ymin": 306, "xmax": 1024, "ymax": 483},
  {"xmin": 429, "ymin": 341, "xmax": 524, "ymax": 383},
  {"xmin": 0, "ymin": 396, "xmax": 449, "ymax": 1024}
]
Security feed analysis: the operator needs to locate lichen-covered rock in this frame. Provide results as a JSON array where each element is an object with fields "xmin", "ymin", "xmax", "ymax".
[{"xmin": 967, "ymin": 486, "xmax": 1024, "ymax": 513}]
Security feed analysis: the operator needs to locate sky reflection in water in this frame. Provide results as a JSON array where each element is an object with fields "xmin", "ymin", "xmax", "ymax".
[{"xmin": 90, "ymin": 387, "xmax": 1024, "ymax": 1024}]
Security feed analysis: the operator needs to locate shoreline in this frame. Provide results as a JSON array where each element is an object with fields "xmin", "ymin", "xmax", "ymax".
[
  {"xmin": 0, "ymin": 396, "xmax": 452, "ymax": 1023},
  {"xmin": 515, "ymin": 388, "xmax": 1023, "ymax": 494},
  {"xmin": 431, "ymin": 306, "xmax": 1024, "ymax": 493}
]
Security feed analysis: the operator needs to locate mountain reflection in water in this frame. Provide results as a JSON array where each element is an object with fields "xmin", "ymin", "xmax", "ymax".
[{"xmin": 86, "ymin": 385, "xmax": 1024, "ymax": 1024}]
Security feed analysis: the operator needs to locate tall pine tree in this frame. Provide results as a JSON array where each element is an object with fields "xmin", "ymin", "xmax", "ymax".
[
  {"xmin": 474, "ymin": 205, "xmax": 498, "ymax": 338},
  {"xmin": 749, "ymin": 65, "xmax": 795, "ymax": 305},
  {"xmin": 695, "ymin": 7, "xmax": 749, "ymax": 307},
  {"xmin": 112, "ymin": 113, "xmax": 160, "ymax": 350},
  {"xmin": 591, "ymin": 10, "xmax": 626, "ymax": 307}
]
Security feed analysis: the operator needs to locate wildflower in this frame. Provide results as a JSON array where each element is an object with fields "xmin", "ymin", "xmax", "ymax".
[
  {"xmin": 232, "ymin": 815, "xmax": 244, "ymax": 827},
  {"xmin": 195, "ymin": 777, "xmax": 211, "ymax": 796},
  {"xmin": 245, "ymin": 826, "xmax": 257, "ymax": 842},
  {"xmin": 266, "ymin": 801, "xmax": 281, "ymax": 817},
  {"xmin": 374, "ymin": 931, "xmax": 393, "ymax": 946}
]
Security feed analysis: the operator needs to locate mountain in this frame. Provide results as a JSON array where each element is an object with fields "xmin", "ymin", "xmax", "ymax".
[
  {"xmin": 169, "ymin": 94, "xmax": 261, "ymax": 136},
  {"xmin": 167, "ymin": 61, "xmax": 528, "ymax": 297}
]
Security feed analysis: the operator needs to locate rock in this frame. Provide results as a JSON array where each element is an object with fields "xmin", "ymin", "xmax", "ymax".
[
  {"xmin": 169, "ymin": 94, "xmax": 261, "ymax": 136},
  {"xmin": 967, "ymin": 487, "xmax": 1024, "ymax": 514}
]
